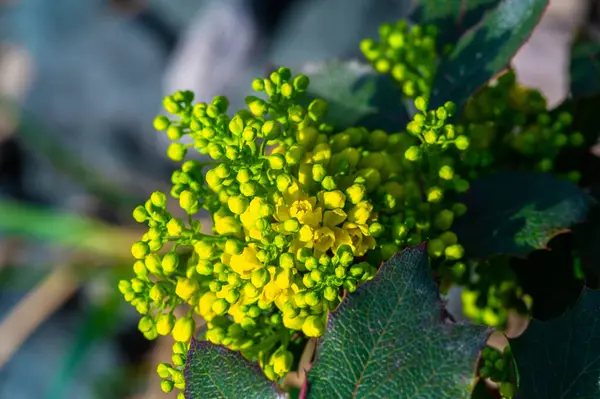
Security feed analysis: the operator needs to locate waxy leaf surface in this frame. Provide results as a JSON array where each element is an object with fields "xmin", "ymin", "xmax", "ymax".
[
  {"xmin": 570, "ymin": 40, "xmax": 600, "ymax": 98},
  {"xmin": 307, "ymin": 244, "xmax": 490, "ymax": 398},
  {"xmin": 185, "ymin": 339, "xmax": 285, "ymax": 399},
  {"xmin": 429, "ymin": 0, "xmax": 548, "ymax": 109},
  {"xmin": 454, "ymin": 172, "xmax": 593, "ymax": 258},
  {"xmin": 302, "ymin": 60, "xmax": 409, "ymax": 131},
  {"xmin": 410, "ymin": 0, "xmax": 501, "ymax": 49},
  {"xmin": 510, "ymin": 288, "xmax": 600, "ymax": 398}
]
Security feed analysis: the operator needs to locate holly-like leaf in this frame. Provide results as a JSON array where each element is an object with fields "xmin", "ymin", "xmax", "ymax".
[
  {"xmin": 306, "ymin": 244, "xmax": 490, "ymax": 398},
  {"xmin": 509, "ymin": 287, "xmax": 600, "ymax": 398},
  {"xmin": 301, "ymin": 60, "xmax": 410, "ymax": 131},
  {"xmin": 429, "ymin": 0, "xmax": 548, "ymax": 109},
  {"xmin": 570, "ymin": 39, "xmax": 600, "ymax": 98},
  {"xmin": 410, "ymin": 0, "xmax": 502, "ymax": 49},
  {"xmin": 454, "ymin": 172, "xmax": 594, "ymax": 258},
  {"xmin": 184, "ymin": 339, "xmax": 286, "ymax": 399}
]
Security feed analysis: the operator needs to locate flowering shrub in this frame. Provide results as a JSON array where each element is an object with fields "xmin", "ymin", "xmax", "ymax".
[{"xmin": 119, "ymin": 0, "xmax": 600, "ymax": 398}]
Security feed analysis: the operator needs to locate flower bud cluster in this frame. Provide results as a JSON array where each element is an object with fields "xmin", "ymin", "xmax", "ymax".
[
  {"xmin": 479, "ymin": 345, "xmax": 517, "ymax": 398},
  {"xmin": 360, "ymin": 21, "xmax": 438, "ymax": 99},
  {"xmin": 459, "ymin": 70, "xmax": 584, "ymax": 181}
]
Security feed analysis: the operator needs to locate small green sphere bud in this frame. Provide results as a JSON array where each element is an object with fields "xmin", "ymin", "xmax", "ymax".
[
  {"xmin": 321, "ymin": 176, "xmax": 337, "ymax": 191},
  {"xmin": 427, "ymin": 186, "xmax": 443, "ymax": 203},
  {"xmin": 281, "ymin": 82, "xmax": 293, "ymax": 97},
  {"xmin": 228, "ymin": 196, "xmax": 249, "ymax": 215},
  {"xmin": 167, "ymin": 143, "xmax": 187, "ymax": 162},
  {"xmin": 262, "ymin": 120, "xmax": 281, "ymax": 139},
  {"xmin": 156, "ymin": 313, "xmax": 176, "ymax": 336},
  {"xmin": 445, "ymin": 244, "xmax": 464, "ymax": 260},
  {"xmin": 438, "ymin": 165, "xmax": 454, "ymax": 180},
  {"xmin": 404, "ymin": 146, "xmax": 421, "ymax": 161},
  {"xmin": 444, "ymin": 101, "xmax": 456, "ymax": 117},
  {"xmin": 131, "ymin": 241, "xmax": 150, "ymax": 260},
  {"xmin": 293, "ymin": 74, "xmax": 310, "ymax": 91},
  {"xmin": 229, "ymin": 116, "xmax": 245, "ymax": 136},
  {"xmin": 312, "ymin": 164, "xmax": 327, "ymax": 182},
  {"xmin": 172, "ymin": 317, "xmax": 195, "ymax": 342},
  {"xmin": 166, "ymin": 125, "xmax": 183, "ymax": 140},
  {"xmin": 284, "ymin": 218, "xmax": 300, "ymax": 233},
  {"xmin": 308, "ymin": 98, "xmax": 329, "ymax": 122},
  {"xmin": 414, "ymin": 96, "xmax": 428, "ymax": 112},
  {"xmin": 268, "ymin": 153, "xmax": 286, "ymax": 170},
  {"xmin": 161, "ymin": 253, "xmax": 180, "ymax": 275},
  {"xmin": 138, "ymin": 315, "xmax": 154, "ymax": 332},
  {"xmin": 153, "ymin": 115, "xmax": 170, "ymax": 131},
  {"xmin": 428, "ymin": 238, "xmax": 446, "ymax": 258},
  {"xmin": 212, "ymin": 298, "xmax": 230, "ymax": 315},
  {"xmin": 251, "ymin": 78, "xmax": 264, "ymax": 92},
  {"xmin": 132, "ymin": 206, "xmax": 148, "ymax": 223},
  {"xmin": 302, "ymin": 315, "xmax": 326, "ymax": 337},
  {"xmin": 151, "ymin": 191, "xmax": 167, "ymax": 208},
  {"xmin": 323, "ymin": 286, "xmax": 338, "ymax": 301},
  {"xmin": 271, "ymin": 349, "xmax": 294, "ymax": 375},
  {"xmin": 156, "ymin": 363, "xmax": 172, "ymax": 378},
  {"xmin": 166, "ymin": 218, "xmax": 185, "ymax": 236},
  {"xmin": 455, "ymin": 136, "xmax": 470, "ymax": 150},
  {"xmin": 179, "ymin": 190, "xmax": 197, "ymax": 213},
  {"xmin": 368, "ymin": 222, "xmax": 384, "ymax": 237}
]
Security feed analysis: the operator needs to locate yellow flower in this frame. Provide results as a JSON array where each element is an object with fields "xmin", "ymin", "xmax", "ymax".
[
  {"xmin": 230, "ymin": 245, "xmax": 264, "ymax": 279},
  {"xmin": 347, "ymin": 201, "xmax": 373, "ymax": 224},
  {"xmin": 175, "ymin": 278, "xmax": 199, "ymax": 301},
  {"xmin": 227, "ymin": 301, "xmax": 246, "ymax": 324},
  {"xmin": 289, "ymin": 198, "xmax": 321, "ymax": 227},
  {"xmin": 214, "ymin": 215, "xmax": 243, "ymax": 237},
  {"xmin": 323, "ymin": 209, "xmax": 347, "ymax": 227},
  {"xmin": 240, "ymin": 198, "xmax": 266, "ymax": 231},
  {"xmin": 261, "ymin": 281, "xmax": 283, "ymax": 303},
  {"xmin": 332, "ymin": 227, "xmax": 352, "ymax": 254},
  {"xmin": 275, "ymin": 268, "xmax": 293, "ymax": 290},
  {"xmin": 344, "ymin": 222, "xmax": 376, "ymax": 256},
  {"xmin": 314, "ymin": 227, "xmax": 335, "ymax": 253},
  {"xmin": 197, "ymin": 291, "xmax": 217, "ymax": 321}
]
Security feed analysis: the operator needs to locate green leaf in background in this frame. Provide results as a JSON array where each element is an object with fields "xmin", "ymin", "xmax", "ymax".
[
  {"xmin": 429, "ymin": 0, "xmax": 548, "ymax": 109},
  {"xmin": 306, "ymin": 244, "xmax": 490, "ymax": 399},
  {"xmin": 570, "ymin": 39, "xmax": 600, "ymax": 98},
  {"xmin": 0, "ymin": 199, "xmax": 136, "ymax": 258},
  {"xmin": 454, "ymin": 172, "xmax": 593, "ymax": 258},
  {"xmin": 302, "ymin": 60, "xmax": 410, "ymax": 131},
  {"xmin": 184, "ymin": 339, "xmax": 286, "ymax": 399},
  {"xmin": 509, "ymin": 287, "xmax": 600, "ymax": 398},
  {"xmin": 470, "ymin": 379, "xmax": 498, "ymax": 399},
  {"xmin": 410, "ymin": 0, "xmax": 501, "ymax": 49}
]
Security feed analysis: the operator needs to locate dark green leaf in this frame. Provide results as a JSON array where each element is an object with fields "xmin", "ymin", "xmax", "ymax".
[
  {"xmin": 302, "ymin": 60, "xmax": 409, "ymax": 131},
  {"xmin": 509, "ymin": 287, "xmax": 600, "ymax": 398},
  {"xmin": 454, "ymin": 172, "xmax": 593, "ymax": 258},
  {"xmin": 410, "ymin": 0, "xmax": 502, "ymax": 49},
  {"xmin": 429, "ymin": 0, "xmax": 548, "ymax": 109},
  {"xmin": 184, "ymin": 339, "xmax": 286, "ymax": 399},
  {"xmin": 470, "ymin": 379, "xmax": 498, "ymax": 399},
  {"xmin": 570, "ymin": 40, "xmax": 600, "ymax": 98},
  {"xmin": 307, "ymin": 244, "xmax": 490, "ymax": 398}
]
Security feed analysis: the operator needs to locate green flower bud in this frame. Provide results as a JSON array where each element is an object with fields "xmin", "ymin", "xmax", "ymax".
[
  {"xmin": 212, "ymin": 298, "xmax": 230, "ymax": 315},
  {"xmin": 228, "ymin": 196, "xmax": 249, "ymax": 215},
  {"xmin": 268, "ymin": 154, "xmax": 286, "ymax": 170},
  {"xmin": 455, "ymin": 136, "xmax": 470, "ymax": 150},
  {"xmin": 156, "ymin": 313, "xmax": 176, "ymax": 336},
  {"xmin": 445, "ymin": 244, "xmax": 464, "ymax": 260},
  {"xmin": 279, "ymin": 253, "xmax": 295, "ymax": 269},
  {"xmin": 305, "ymin": 291, "xmax": 320, "ymax": 307},
  {"xmin": 166, "ymin": 218, "xmax": 184, "ymax": 237},
  {"xmin": 161, "ymin": 253, "xmax": 180, "ymax": 275},
  {"xmin": 346, "ymin": 184, "xmax": 366, "ymax": 204},
  {"xmin": 308, "ymin": 98, "xmax": 329, "ymax": 122},
  {"xmin": 312, "ymin": 164, "xmax": 327, "ymax": 182},
  {"xmin": 246, "ymin": 97, "xmax": 268, "ymax": 116},
  {"xmin": 284, "ymin": 218, "xmax": 300, "ymax": 233},
  {"xmin": 149, "ymin": 283, "xmax": 167, "ymax": 302},
  {"xmin": 293, "ymin": 74, "xmax": 310, "ymax": 91},
  {"xmin": 434, "ymin": 209, "xmax": 454, "ymax": 231},
  {"xmin": 138, "ymin": 315, "xmax": 154, "ymax": 332},
  {"xmin": 251, "ymin": 268, "xmax": 270, "ymax": 288},
  {"xmin": 438, "ymin": 165, "xmax": 454, "ymax": 180},
  {"xmin": 262, "ymin": 120, "xmax": 281, "ymax": 139},
  {"xmin": 167, "ymin": 143, "xmax": 187, "ymax": 162},
  {"xmin": 133, "ymin": 206, "xmax": 148, "ymax": 223},
  {"xmin": 414, "ymin": 96, "xmax": 428, "ymax": 112},
  {"xmin": 302, "ymin": 315, "xmax": 326, "ymax": 337},
  {"xmin": 156, "ymin": 362, "xmax": 172, "ymax": 378},
  {"xmin": 323, "ymin": 286, "xmax": 338, "ymax": 302},
  {"xmin": 240, "ymin": 182, "xmax": 257, "ymax": 197},
  {"xmin": 271, "ymin": 349, "xmax": 293, "ymax": 375},
  {"xmin": 428, "ymin": 238, "xmax": 445, "ymax": 258},
  {"xmin": 296, "ymin": 126, "xmax": 318, "ymax": 149},
  {"xmin": 133, "ymin": 261, "xmax": 148, "ymax": 277},
  {"xmin": 251, "ymin": 78, "xmax": 264, "ymax": 92},
  {"xmin": 179, "ymin": 190, "xmax": 197, "ymax": 213},
  {"xmin": 404, "ymin": 146, "xmax": 421, "ymax": 161},
  {"xmin": 322, "ymin": 190, "xmax": 346, "ymax": 209},
  {"xmin": 321, "ymin": 176, "xmax": 337, "ymax": 191},
  {"xmin": 427, "ymin": 187, "xmax": 443, "ymax": 203},
  {"xmin": 153, "ymin": 115, "xmax": 170, "ymax": 131},
  {"xmin": 172, "ymin": 317, "xmax": 195, "ymax": 342},
  {"xmin": 131, "ymin": 241, "xmax": 150, "ymax": 260}
]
